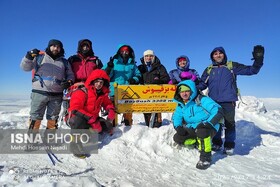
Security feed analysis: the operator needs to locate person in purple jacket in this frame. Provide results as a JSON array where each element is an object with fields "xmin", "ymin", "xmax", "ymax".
[
  {"xmin": 197, "ymin": 45, "xmax": 264, "ymax": 155},
  {"xmin": 168, "ymin": 55, "xmax": 200, "ymax": 85}
]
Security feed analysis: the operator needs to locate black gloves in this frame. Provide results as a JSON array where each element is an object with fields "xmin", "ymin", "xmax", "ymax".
[
  {"xmin": 129, "ymin": 78, "xmax": 137, "ymax": 85},
  {"xmin": 107, "ymin": 57, "xmax": 114, "ymax": 68},
  {"xmin": 252, "ymin": 45, "xmax": 265, "ymax": 60},
  {"xmin": 105, "ymin": 57, "xmax": 114, "ymax": 75},
  {"xmin": 175, "ymin": 126, "xmax": 187, "ymax": 136},
  {"xmin": 26, "ymin": 48, "xmax": 40, "ymax": 60},
  {"xmin": 61, "ymin": 80, "xmax": 73, "ymax": 89},
  {"xmin": 196, "ymin": 122, "xmax": 212, "ymax": 129}
]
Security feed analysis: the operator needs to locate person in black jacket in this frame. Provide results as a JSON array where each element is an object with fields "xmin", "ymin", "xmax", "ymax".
[{"xmin": 138, "ymin": 50, "xmax": 169, "ymax": 128}]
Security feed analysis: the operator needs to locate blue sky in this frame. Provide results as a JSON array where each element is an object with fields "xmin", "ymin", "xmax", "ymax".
[{"xmin": 0, "ymin": 0, "xmax": 279, "ymax": 98}]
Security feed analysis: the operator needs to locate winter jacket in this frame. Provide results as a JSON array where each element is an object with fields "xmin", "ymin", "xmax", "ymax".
[
  {"xmin": 68, "ymin": 69, "xmax": 115, "ymax": 124},
  {"xmin": 173, "ymin": 80, "xmax": 223, "ymax": 131},
  {"xmin": 20, "ymin": 53, "xmax": 75, "ymax": 94},
  {"xmin": 102, "ymin": 45, "xmax": 142, "ymax": 96},
  {"xmin": 168, "ymin": 55, "xmax": 200, "ymax": 84},
  {"xmin": 68, "ymin": 39, "xmax": 103, "ymax": 83},
  {"xmin": 138, "ymin": 56, "xmax": 169, "ymax": 84},
  {"xmin": 197, "ymin": 47, "xmax": 264, "ymax": 102}
]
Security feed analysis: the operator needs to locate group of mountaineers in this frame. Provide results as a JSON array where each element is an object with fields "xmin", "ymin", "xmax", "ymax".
[{"xmin": 20, "ymin": 39, "xmax": 264, "ymax": 169}]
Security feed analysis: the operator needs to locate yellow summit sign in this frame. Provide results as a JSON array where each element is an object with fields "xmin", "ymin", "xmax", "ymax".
[{"xmin": 114, "ymin": 84, "xmax": 177, "ymax": 113}]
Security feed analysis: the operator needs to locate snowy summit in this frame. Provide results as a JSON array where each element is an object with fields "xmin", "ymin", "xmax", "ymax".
[{"xmin": 0, "ymin": 96, "xmax": 280, "ymax": 186}]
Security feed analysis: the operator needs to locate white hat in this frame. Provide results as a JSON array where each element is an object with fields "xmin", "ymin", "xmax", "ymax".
[{"xmin": 143, "ymin": 50, "xmax": 155, "ymax": 56}]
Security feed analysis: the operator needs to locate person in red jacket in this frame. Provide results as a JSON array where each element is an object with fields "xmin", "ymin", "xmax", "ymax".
[
  {"xmin": 68, "ymin": 39, "xmax": 103, "ymax": 83},
  {"xmin": 61, "ymin": 39, "xmax": 104, "ymax": 124},
  {"xmin": 68, "ymin": 69, "xmax": 115, "ymax": 158}
]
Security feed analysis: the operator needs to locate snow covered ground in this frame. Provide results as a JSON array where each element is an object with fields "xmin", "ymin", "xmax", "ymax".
[{"xmin": 0, "ymin": 96, "xmax": 280, "ymax": 187}]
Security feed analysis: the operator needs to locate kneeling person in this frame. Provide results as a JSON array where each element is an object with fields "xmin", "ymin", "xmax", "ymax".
[
  {"xmin": 68, "ymin": 69, "xmax": 115, "ymax": 158},
  {"xmin": 172, "ymin": 80, "xmax": 223, "ymax": 169}
]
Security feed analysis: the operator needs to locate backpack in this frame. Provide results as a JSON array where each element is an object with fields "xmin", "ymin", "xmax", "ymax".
[
  {"xmin": 63, "ymin": 82, "xmax": 88, "ymax": 101},
  {"xmin": 204, "ymin": 61, "xmax": 245, "ymax": 106},
  {"xmin": 63, "ymin": 82, "xmax": 88, "ymax": 127}
]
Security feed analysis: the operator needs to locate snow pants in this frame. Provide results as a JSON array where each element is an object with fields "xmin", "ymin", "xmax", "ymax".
[{"xmin": 212, "ymin": 102, "xmax": 236, "ymax": 149}]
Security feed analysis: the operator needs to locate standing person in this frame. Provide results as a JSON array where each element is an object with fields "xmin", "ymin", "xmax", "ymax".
[
  {"xmin": 168, "ymin": 55, "xmax": 200, "ymax": 85},
  {"xmin": 20, "ymin": 39, "xmax": 75, "ymax": 129},
  {"xmin": 62, "ymin": 39, "xmax": 104, "ymax": 120},
  {"xmin": 68, "ymin": 69, "xmax": 115, "ymax": 158},
  {"xmin": 197, "ymin": 45, "xmax": 265, "ymax": 155},
  {"xmin": 103, "ymin": 44, "xmax": 141, "ymax": 126},
  {"xmin": 173, "ymin": 80, "xmax": 224, "ymax": 169},
  {"xmin": 68, "ymin": 39, "xmax": 103, "ymax": 83},
  {"xmin": 138, "ymin": 50, "xmax": 170, "ymax": 127}
]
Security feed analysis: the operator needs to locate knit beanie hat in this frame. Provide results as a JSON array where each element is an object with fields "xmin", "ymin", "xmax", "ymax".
[
  {"xmin": 48, "ymin": 39, "xmax": 63, "ymax": 48},
  {"xmin": 179, "ymin": 85, "xmax": 191, "ymax": 92},
  {"xmin": 143, "ymin": 50, "xmax": 154, "ymax": 56}
]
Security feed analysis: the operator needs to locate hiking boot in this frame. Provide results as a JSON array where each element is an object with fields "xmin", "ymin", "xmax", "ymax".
[
  {"xmin": 212, "ymin": 144, "xmax": 221, "ymax": 152},
  {"xmin": 123, "ymin": 119, "xmax": 131, "ymax": 126},
  {"xmin": 73, "ymin": 153, "xmax": 89, "ymax": 159},
  {"xmin": 196, "ymin": 152, "xmax": 211, "ymax": 170},
  {"xmin": 223, "ymin": 147, "xmax": 234, "ymax": 155},
  {"xmin": 153, "ymin": 122, "xmax": 162, "ymax": 128},
  {"xmin": 196, "ymin": 160, "xmax": 211, "ymax": 170}
]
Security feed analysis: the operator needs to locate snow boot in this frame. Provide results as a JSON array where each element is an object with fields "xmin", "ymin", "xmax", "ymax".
[
  {"xmin": 123, "ymin": 113, "xmax": 133, "ymax": 126},
  {"xmin": 73, "ymin": 153, "xmax": 90, "ymax": 159},
  {"xmin": 223, "ymin": 147, "xmax": 234, "ymax": 155},
  {"xmin": 196, "ymin": 152, "xmax": 212, "ymax": 170}
]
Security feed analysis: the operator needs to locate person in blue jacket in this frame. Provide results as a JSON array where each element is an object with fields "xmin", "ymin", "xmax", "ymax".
[
  {"xmin": 103, "ymin": 44, "xmax": 142, "ymax": 126},
  {"xmin": 173, "ymin": 80, "xmax": 224, "ymax": 169},
  {"xmin": 197, "ymin": 45, "xmax": 265, "ymax": 155}
]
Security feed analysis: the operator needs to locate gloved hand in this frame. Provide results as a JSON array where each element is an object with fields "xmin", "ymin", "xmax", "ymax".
[
  {"xmin": 196, "ymin": 122, "xmax": 212, "ymax": 129},
  {"xmin": 88, "ymin": 117, "xmax": 102, "ymax": 133},
  {"xmin": 61, "ymin": 80, "xmax": 73, "ymax": 89},
  {"xmin": 26, "ymin": 48, "xmax": 40, "ymax": 60},
  {"xmin": 175, "ymin": 126, "xmax": 187, "ymax": 136},
  {"xmin": 107, "ymin": 57, "xmax": 114, "ymax": 68},
  {"xmin": 168, "ymin": 79, "xmax": 178, "ymax": 84},
  {"xmin": 252, "ymin": 45, "xmax": 265, "ymax": 60},
  {"xmin": 128, "ymin": 78, "xmax": 137, "ymax": 85},
  {"xmin": 180, "ymin": 71, "xmax": 193, "ymax": 79},
  {"xmin": 107, "ymin": 108, "xmax": 115, "ymax": 121}
]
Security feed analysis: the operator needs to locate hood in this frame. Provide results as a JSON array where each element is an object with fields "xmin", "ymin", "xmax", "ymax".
[
  {"xmin": 210, "ymin": 46, "xmax": 227, "ymax": 65},
  {"xmin": 85, "ymin": 69, "xmax": 110, "ymax": 93},
  {"xmin": 173, "ymin": 80, "xmax": 197, "ymax": 104},
  {"xmin": 175, "ymin": 55, "xmax": 190, "ymax": 71},
  {"xmin": 45, "ymin": 39, "xmax": 65, "ymax": 59},
  {"xmin": 77, "ymin": 39, "xmax": 94, "ymax": 56},
  {"xmin": 115, "ymin": 44, "xmax": 135, "ymax": 60}
]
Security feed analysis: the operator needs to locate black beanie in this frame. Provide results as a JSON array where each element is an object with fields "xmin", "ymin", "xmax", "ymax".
[{"xmin": 48, "ymin": 39, "xmax": 63, "ymax": 48}]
